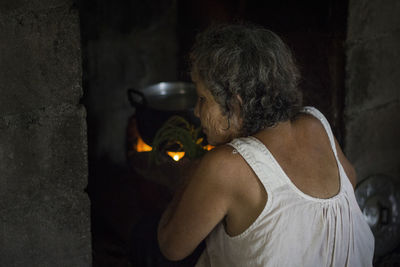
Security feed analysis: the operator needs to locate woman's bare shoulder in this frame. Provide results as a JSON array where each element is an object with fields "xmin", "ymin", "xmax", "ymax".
[
  {"xmin": 199, "ymin": 144, "xmax": 248, "ymax": 179},
  {"xmin": 194, "ymin": 144, "xmax": 258, "ymax": 203},
  {"xmin": 294, "ymin": 113, "xmax": 332, "ymax": 145},
  {"xmin": 297, "ymin": 112, "xmax": 325, "ymax": 129}
]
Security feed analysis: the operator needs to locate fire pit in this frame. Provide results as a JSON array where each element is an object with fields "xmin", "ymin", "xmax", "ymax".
[
  {"xmin": 127, "ymin": 82, "xmax": 200, "ymax": 146},
  {"xmin": 127, "ymin": 82, "xmax": 213, "ymax": 164}
]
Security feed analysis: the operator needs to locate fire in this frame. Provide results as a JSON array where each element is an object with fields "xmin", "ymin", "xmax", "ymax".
[
  {"xmin": 203, "ymin": 144, "xmax": 214, "ymax": 151},
  {"xmin": 134, "ymin": 135, "xmax": 214, "ymax": 161},
  {"xmin": 129, "ymin": 115, "xmax": 214, "ymax": 162},
  {"xmin": 135, "ymin": 135, "xmax": 152, "ymax": 152},
  {"xmin": 167, "ymin": 151, "xmax": 186, "ymax": 161},
  {"xmin": 135, "ymin": 135, "xmax": 185, "ymax": 161}
]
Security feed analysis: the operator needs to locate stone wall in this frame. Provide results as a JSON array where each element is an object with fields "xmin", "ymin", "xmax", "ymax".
[
  {"xmin": 0, "ymin": 0, "xmax": 91, "ymax": 266},
  {"xmin": 345, "ymin": 0, "xmax": 400, "ymax": 183}
]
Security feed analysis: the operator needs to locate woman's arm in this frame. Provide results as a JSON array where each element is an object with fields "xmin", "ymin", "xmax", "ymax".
[
  {"xmin": 334, "ymin": 137, "xmax": 357, "ymax": 188},
  {"xmin": 157, "ymin": 146, "xmax": 237, "ymax": 261}
]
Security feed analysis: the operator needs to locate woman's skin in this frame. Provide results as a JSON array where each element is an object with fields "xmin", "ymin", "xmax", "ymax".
[{"xmin": 157, "ymin": 77, "xmax": 357, "ymax": 261}]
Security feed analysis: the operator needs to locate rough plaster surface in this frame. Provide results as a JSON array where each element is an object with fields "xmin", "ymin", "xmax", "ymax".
[
  {"xmin": 0, "ymin": 4, "xmax": 82, "ymax": 115},
  {"xmin": 345, "ymin": 0, "xmax": 400, "ymax": 183},
  {"xmin": 0, "ymin": 105, "xmax": 90, "ymax": 266},
  {"xmin": 345, "ymin": 102, "xmax": 400, "ymax": 181},
  {"xmin": 0, "ymin": 0, "xmax": 74, "ymax": 15},
  {"xmin": 347, "ymin": 0, "xmax": 400, "ymax": 42},
  {"xmin": 346, "ymin": 34, "xmax": 400, "ymax": 115},
  {"xmin": 0, "ymin": 0, "xmax": 91, "ymax": 266}
]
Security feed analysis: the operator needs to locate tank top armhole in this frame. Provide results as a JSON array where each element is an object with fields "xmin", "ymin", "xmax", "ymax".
[
  {"xmin": 225, "ymin": 138, "xmax": 274, "ymax": 239},
  {"xmin": 302, "ymin": 106, "xmax": 338, "ymax": 158},
  {"xmin": 301, "ymin": 107, "xmax": 355, "ymax": 193},
  {"xmin": 227, "ymin": 138, "xmax": 274, "ymax": 194}
]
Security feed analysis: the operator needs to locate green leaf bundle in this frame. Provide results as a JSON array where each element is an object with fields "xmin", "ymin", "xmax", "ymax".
[{"xmin": 149, "ymin": 116, "xmax": 207, "ymax": 164}]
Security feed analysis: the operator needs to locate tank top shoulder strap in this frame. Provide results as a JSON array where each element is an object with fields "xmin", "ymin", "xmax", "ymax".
[
  {"xmin": 301, "ymin": 107, "xmax": 354, "ymax": 192},
  {"xmin": 301, "ymin": 106, "xmax": 338, "ymax": 158},
  {"xmin": 228, "ymin": 137, "xmax": 287, "ymax": 193}
]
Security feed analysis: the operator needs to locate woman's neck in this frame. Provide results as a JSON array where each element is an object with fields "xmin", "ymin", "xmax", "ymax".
[{"xmin": 253, "ymin": 120, "xmax": 296, "ymax": 147}]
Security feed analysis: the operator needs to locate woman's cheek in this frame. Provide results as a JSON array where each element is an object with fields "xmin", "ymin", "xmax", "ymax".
[
  {"xmin": 212, "ymin": 116, "xmax": 228, "ymax": 137},
  {"xmin": 204, "ymin": 113, "xmax": 214, "ymax": 130}
]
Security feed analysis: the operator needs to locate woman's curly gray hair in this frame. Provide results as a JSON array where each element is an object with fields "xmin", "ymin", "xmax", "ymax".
[{"xmin": 190, "ymin": 24, "xmax": 303, "ymax": 136}]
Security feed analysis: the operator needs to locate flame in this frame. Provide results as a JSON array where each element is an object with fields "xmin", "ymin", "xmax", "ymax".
[
  {"xmin": 166, "ymin": 151, "xmax": 186, "ymax": 161},
  {"xmin": 134, "ymin": 135, "xmax": 213, "ymax": 161},
  {"xmin": 203, "ymin": 144, "xmax": 214, "ymax": 151},
  {"xmin": 196, "ymin": 137, "xmax": 214, "ymax": 151},
  {"xmin": 135, "ymin": 136, "xmax": 152, "ymax": 152},
  {"xmin": 135, "ymin": 136, "xmax": 185, "ymax": 161}
]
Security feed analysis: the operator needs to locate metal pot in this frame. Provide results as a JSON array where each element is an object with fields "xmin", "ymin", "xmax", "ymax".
[{"xmin": 127, "ymin": 82, "xmax": 200, "ymax": 145}]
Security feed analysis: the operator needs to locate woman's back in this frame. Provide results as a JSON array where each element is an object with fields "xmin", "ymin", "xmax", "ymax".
[
  {"xmin": 256, "ymin": 109, "xmax": 343, "ymax": 198},
  {"xmin": 196, "ymin": 107, "xmax": 374, "ymax": 267}
]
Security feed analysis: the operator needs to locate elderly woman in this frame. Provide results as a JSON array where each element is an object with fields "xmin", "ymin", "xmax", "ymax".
[{"xmin": 157, "ymin": 24, "xmax": 374, "ymax": 266}]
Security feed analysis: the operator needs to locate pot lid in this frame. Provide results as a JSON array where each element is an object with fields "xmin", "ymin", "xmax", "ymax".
[{"xmin": 128, "ymin": 82, "xmax": 197, "ymax": 111}]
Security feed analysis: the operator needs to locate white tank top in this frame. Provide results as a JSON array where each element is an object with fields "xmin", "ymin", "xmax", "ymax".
[{"xmin": 195, "ymin": 106, "xmax": 374, "ymax": 267}]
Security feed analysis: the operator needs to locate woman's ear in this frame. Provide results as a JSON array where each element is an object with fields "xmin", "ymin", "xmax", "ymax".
[
  {"xmin": 235, "ymin": 94, "xmax": 243, "ymax": 106},
  {"xmin": 230, "ymin": 94, "xmax": 243, "ymax": 133}
]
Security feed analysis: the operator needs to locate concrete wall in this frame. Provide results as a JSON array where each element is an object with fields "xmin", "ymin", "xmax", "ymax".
[
  {"xmin": 0, "ymin": 0, "xmax": 91, "ymax": 266},
  {"xmin": 345, "ymin": 0, "xmax": 400, "ymax": 183}
]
